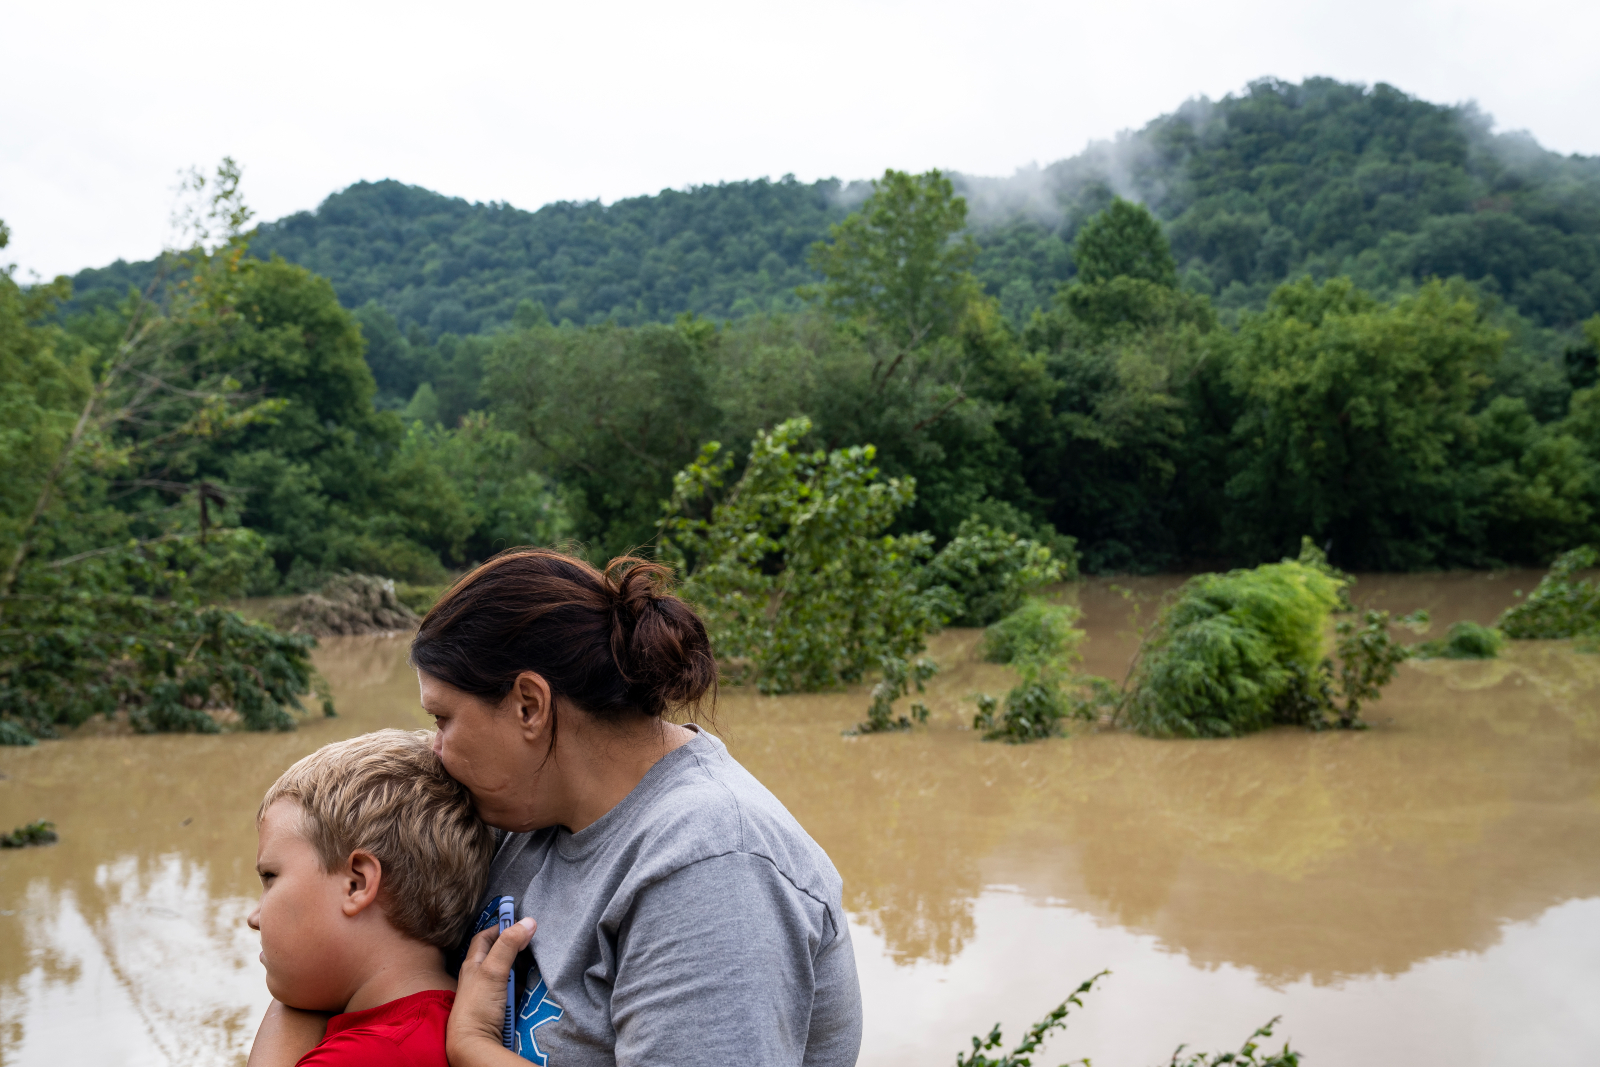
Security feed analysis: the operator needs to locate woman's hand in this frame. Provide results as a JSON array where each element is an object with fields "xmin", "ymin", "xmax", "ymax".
[
  {"xmin": 247, "ymin": 1000, "xmax": 331, "ymax": 1067},
  {"xmin": 446, "ymin": 917, "xmax": 535, "ymax": 1067}
]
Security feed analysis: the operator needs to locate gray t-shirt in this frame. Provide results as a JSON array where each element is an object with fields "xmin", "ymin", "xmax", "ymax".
[{"xmin": 476, "ymin": 726, "xmax": 862, "ymax": 1067}]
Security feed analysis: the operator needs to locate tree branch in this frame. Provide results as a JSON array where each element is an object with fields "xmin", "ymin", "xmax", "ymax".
[
  {"xmin": 46, "ymin": 528, "xmax": 239, "ymax": 568},
  {"xmin": 910, "ymin": 388, "xmax": 968, "ymax": 433}
]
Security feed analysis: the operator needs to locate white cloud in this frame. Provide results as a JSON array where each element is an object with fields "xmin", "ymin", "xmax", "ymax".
[{"xmin": 3, "ymin": 0, "xmax": 1597, "ymax": 278}]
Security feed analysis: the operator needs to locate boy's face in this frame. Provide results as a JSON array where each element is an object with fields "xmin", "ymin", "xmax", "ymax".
[{"xmin": 247, "ymin": 800, "xmax": 358, "ymax": 1011}]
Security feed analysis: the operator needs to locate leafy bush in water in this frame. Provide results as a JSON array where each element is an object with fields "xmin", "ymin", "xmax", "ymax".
[
  {"xmin": 1, "ymin": 820, "xmax": 57, "ymax": 847},
  {"xmin": 1122, "ymin": 561, "xmax": 1342, "ymax": 737},
  {"xmin": 1121, "ymin": 555, "xmax": 1419, "ymax": 738},
  {"xmin": 0, "ymin": 537, "xmax": 321, "ymax": 743},
  {"xmin": 1325, "ymin": 607, "xmax": 1423, "ymax": 725},
  {"xmin": 921, "ymin": 518, "xmax": 1068, "ymax": 627},
  {"xmin": 850, "ymin": 655, "xmax": 938, "ymax": 734},
  {"xmin": 972, "ymin": 685, "xmax": 1076, "ymax": 744},
  {"xmin": 972, "ymin": 598, "xmax": 1109, "ymax": 743},
  {"xmin": 956, "ymin": 971, "xmax": 1301, "ymax": 1067},
  {"xmin": 980, "ymin": 597, "xmax": 1083, "ymax": 666},
  {"xmin": 1413, "ymin": 620, "xmax": 1505, "ymax": 659},
  {"xmin": 659, "ymin": 417, "xmax": 952, "ymax": 694},
  {"xmin": 1498, "ymin": 546, "xmax": 1600, "ymax": 639}
]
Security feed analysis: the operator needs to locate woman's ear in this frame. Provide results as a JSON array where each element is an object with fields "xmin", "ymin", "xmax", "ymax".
[
  {"xmin": 510, "ymin": 671, "xmax": 554, "ymax": 743},
  {"xmin": 341, "ymin": 851, "xmax": 383, "ymax": 917}
]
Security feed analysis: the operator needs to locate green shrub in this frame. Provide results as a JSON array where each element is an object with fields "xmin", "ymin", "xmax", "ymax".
[
  {"xmin": 849, "ymin": 655, "xmax": 937, "ymax": 734},
  {"xmin": 921, "ymin": 518, "xmax": 1068, "ymax": 627},
  {"xmin": 980, "ymin": 598, "xmax": 1083, "ymax": 665},
  {"xmin": 0, "ymin": 539, "xmax": 322, "ymax": 743},
  {"xmin": 972, "ymin": 683, "xmax": 1087, "ymax": 744},
  {"xmin": 0, "ymin": 719, "xmax": 36, "ymax": 746},
  {"xmin": 1122, "ymin": 561, "xmax": 1342, "ymax": 737},
  {"xmin": 1498, "ymin": 546, "xmax": 1600, "ymax": 639},
  {"xmin": 972, "ymin": 597, "xmax": 1109, "ymax": 743},
  {"xmin": 1414, "ymin": 620, "xmax": 1506, "ymax": 659},
  {"xmin": 1325, "ymin": 608, "xmax": 1424, "ymax": 726},
  {"xmin": 1121, "ymin": 557, "xmax": 1419, "ymax": 737}
]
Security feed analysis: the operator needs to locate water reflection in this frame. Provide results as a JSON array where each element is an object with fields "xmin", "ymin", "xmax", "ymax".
[
  {"xmin": 2, "ymin": 856, "xmax": 262, "ymax": 1065},
  {"xmin": 2, "ymin": 578, "xmax": 1598, "ymax": 1066}
]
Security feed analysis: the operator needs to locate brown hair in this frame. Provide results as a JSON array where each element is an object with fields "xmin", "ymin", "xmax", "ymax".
[
  {"xmin": 259, "ymin": 729, "xmax": 493, "ymax": 949},
  {"xmin": 410, "ymin": 549, "xmax": 716, "ymax": 723}
]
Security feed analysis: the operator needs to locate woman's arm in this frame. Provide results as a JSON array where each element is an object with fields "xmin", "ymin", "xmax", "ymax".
[
  {"xmin": 246, "ymin": 1001, "xmax": 331, "ymax": 1067},
  {"xmin": 446, "ymin": 918, "xmax": 537, "ymax": 1067}
]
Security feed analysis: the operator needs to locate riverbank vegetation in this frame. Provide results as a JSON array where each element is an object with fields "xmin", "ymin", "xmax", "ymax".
[
  {"xmin": 7, "ymin": 80, "xmax": 1600, "ymax": 741},
  {"xmin": 956, "ymin": 972, "xmax": 1301, "ymax": 1067},
  {"xmin": 0, "ymin": 179, "xmax": 332, "ymax": 742}
]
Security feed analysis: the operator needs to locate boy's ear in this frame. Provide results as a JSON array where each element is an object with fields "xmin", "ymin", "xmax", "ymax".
[{"xmin": 341, "ymin": 850, "xmax": 383, "ymax": 917}]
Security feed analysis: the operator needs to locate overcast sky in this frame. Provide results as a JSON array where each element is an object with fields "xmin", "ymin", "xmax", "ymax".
[{"xmin": 4, "ymin": 0, "xmax": 1597, "ymax": 280}]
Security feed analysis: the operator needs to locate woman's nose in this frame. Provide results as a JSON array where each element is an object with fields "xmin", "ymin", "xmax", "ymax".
[{"xmin": 247, "ymin": 904, "xmax": 261, "ymax": 931}]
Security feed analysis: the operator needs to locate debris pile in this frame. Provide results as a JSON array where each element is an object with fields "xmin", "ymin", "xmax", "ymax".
[{"xmin": 276, "ymin": 575, "xmax": 420, "ymax": 636}]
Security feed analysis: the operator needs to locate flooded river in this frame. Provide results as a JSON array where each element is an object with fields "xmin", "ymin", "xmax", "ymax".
[{"xmin": 2, "ymin": 572, "xmax": 1597, "ymax": 1065}]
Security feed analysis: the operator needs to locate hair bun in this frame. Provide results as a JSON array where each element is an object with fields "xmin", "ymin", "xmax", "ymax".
[
  {"xmin": 607, "ymin": 558, "xmax": 669, "ymax": 621},
  {"xmin": 603, "ymin": 557, "xmax": 716, "ymax": 717}
]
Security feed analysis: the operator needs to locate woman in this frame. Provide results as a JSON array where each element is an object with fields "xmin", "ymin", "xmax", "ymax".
[{"xmin": 252, "ymin": 548, "xmax": 863, "ymax": 1067}]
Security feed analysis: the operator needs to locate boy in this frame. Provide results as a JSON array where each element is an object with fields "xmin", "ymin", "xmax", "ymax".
[{"xmin": 247, "ymin": 729, "xmax": 504, "ymax": 1065}]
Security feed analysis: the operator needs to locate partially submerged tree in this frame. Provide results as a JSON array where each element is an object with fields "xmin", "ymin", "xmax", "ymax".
[
  {"xmin": 658, "ymin": 417, "xmax": 951, "ymax": 694},
  {"xmin": 1118, "ymin": 543, "xmax": 1421, "ymax": 737},
  {"xmin": 919, "ymin": 517, "xmax": 1071, "ymax": 628}
]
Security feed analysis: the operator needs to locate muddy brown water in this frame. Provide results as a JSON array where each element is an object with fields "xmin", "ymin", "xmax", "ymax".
[{"xmin": 2, "ymin": 572, "xmax": 1597, "ymax": 1065}]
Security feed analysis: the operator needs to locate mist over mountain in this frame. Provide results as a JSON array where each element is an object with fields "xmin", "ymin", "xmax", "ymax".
[{"xmin": 68, "ymin": 77, "xmax": 1600, "ymax": 337}]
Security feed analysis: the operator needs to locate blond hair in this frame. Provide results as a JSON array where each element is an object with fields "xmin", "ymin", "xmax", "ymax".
[{"xmin": 260, "ymin": 729, "xmax": 493, "ymax": 948}]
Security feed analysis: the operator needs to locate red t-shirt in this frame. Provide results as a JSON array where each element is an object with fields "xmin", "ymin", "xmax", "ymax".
[{"xmin": 295, "ymin": 989, "xmax": 454, "ymax": 1066}]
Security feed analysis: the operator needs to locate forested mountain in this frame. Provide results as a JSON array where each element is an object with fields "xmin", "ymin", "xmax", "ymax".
[
  {"xmin": 68, "ymin": 77, "xmax": 1600, "ymax": 346},
  {"xmin": 971, "ymin": 79, "xmax": 1600, "ymax": 329}
]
